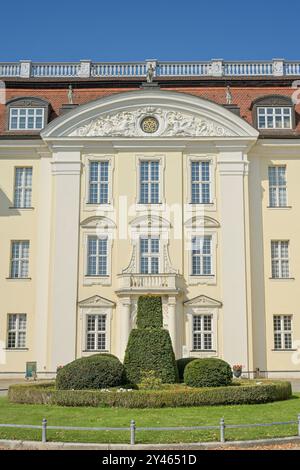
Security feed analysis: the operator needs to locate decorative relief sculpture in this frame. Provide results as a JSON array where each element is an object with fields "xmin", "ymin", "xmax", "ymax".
[{"xmin": 70, "ymin": 107, "xmax": 234, "ymax": 137}]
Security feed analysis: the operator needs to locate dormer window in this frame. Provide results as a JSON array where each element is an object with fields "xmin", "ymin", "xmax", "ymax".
[
  {"xmin": 9, "ymin": 107, "xmax": 44, "ymax": 130},
  {"xmin": 6, "ymin": 97, "xmax": 50, "ymax": 131},
  {"xmin": 257, "ymin": 107, "xmax": 292, "ymax": 129},
  {"xmin": 251, "ymin": 95, "xmax": 295, "ymax": 132}
]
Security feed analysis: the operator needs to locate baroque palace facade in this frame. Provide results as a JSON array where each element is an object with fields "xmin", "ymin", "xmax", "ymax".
[{"xmin": 1, "ymin": 58, "xmax": 300, "ymax": 378}]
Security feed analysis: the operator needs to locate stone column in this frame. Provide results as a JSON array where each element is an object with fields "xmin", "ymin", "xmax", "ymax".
[
  {"xmin": 119, "ymin": 297, "xmax": 131, "ymax": 360},
  {"xmin": 217, "ymin": 147, "xmax": 249, "ymax": 369},
  {"xmin": 49, "ymin": 149, "xmax": 82, "ymax": 371},
  {"xmin": 168, "ymin": 296, "xmax": 177, "ymax": 357}
]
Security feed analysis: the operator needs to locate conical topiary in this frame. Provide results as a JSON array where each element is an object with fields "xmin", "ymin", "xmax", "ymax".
[{"xmin": 124, "ymin": 296, "xmax": 178, "ymax": 384}]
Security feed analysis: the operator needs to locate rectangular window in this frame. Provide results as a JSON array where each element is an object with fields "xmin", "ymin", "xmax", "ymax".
[
  {"xmin": 10, "ymin": 241, "xmax": 29, "ymax": 278},
  {"xmin": 191, "ymin": 161, "xmax": 211, "ymax": 204},
  {"xmin": 140, "ymin": 236, "xmax": 160, "ymax": 274},
  {"xmin": 89, "ymin": 161, "xmax": 109, "ymax": 204},
  {"xmin": 191, "ymin": 236, "xmax": 212, "ymax": 276},
  {"xmin": 257, "ymin": 107, "xmax": 292, "ymax": 129},
  {"xmin": 140, "ymin": 160, "xmax": 160, "ymax": 204},
  {"xmin": 9, "ymin": 108, "xmax": 44, "ymax": 130},
  {"xmin": 271, "ymin": 241, "xmax": 289, "ymax": 278},
  {"xmin": 14, "ymin": 167, "xmax": 33, "ymax": 208},
  {"xmin": 192, "ymin": 315, "xmax": 213, "ymax": 351},
  {"xmin": 87, "ymin": 237, "xmax": 108, "ymax": 276},
  {"xmin": 7, "ymin": 314, "xmax": 27, "ymax": 349},
  {"xmin": 86, "ymin": 314, "xmax": 107, "ymax": 351},
  {"xmin": 273, "ymin": 315, "xmax": 292, "ymax": 350},
  {"xmin": 268, "ymin": 166, "xmax": 287, "ymax": 207}
]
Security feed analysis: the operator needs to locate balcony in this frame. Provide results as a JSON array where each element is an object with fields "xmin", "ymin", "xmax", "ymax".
[{"xmin": 116, "ymin": 273, "xmax": 182, "ymax": 295}]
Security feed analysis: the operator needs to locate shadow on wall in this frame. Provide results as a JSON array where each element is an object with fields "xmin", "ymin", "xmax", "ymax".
[{"xmin": 0, "ymin": 187, "xmax": 20, "ymax": 216}]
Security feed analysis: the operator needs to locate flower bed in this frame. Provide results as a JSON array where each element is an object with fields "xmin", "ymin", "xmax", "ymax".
[{"xmin": 8, "ymin": 380, "xmax": 292, "ymax": 408}]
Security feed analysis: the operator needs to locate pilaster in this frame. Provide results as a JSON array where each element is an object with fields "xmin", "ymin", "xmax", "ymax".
[
  {"xmin": 217, "ymin": 148, "xmax": 249, "ymax": 369},
  {"xmin": 49, "ymin": 149, "xmax": 82, "ymax": 370}
]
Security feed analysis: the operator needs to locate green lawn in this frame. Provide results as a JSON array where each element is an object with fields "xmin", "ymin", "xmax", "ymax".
[{"xmin": 0, "ymin": 395, "xmax": 299, "ymax": 444}]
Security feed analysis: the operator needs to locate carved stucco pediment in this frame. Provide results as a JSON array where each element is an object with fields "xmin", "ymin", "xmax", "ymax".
[
  {"xmin": 81, "ymin": 216, "xmax": 116, "ymax": 229},
  {"xmin": 184, "ymin": 216, "xmax": 220, "ymax": 229},
  {"xmin": 130, "ymin": 214, "xmax": 171, "ymax": 230},
  {"xmin": 184, "ymin": 295, "xmax": 222, "ymax": 308},
  {"xmin": 69, "ymin": 107, "xmax": 235, "ymax": 138},
  {"xmin": 78, "ymin": 295, "xmax": 115, "ymax": 308}
]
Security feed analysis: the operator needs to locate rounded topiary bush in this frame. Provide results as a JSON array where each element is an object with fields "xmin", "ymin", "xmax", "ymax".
[
  {"xmin": 56, "ymin": 354, "xmax": 125, "ymax": 390},
  {"xmin": 184, "ymin": 358, "xmax": 232, "ymax": 388},
  {"xmin": 176, "ymin": 357, "xmax": 197, "ymax": 382}
]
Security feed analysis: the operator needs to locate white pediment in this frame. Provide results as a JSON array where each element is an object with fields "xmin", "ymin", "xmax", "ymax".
[
  {"xmin": 69, "ymin": 107, "xmax": 234, "ymax": 138},
  {"xmin": 185, "ymin": 216, "xmax": 220, "ymax": 229},
  {"xmin": 78, "ymin": 295, "xmax": 115, "ymax": 308},
  {"xmin": 184, "ymin": 295, "xmax": 222, "ymax": 308},
  {"xmin": 41, "ymin": 90, "xmax": 259, "ymax": 140}
]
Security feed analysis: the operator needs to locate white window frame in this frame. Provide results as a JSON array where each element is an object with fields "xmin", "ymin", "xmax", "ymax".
[
  {"xmin": 190, "ymin": 161, "xmax": 211, "ymax": 204},
  {"xmin": 86, "ymin": 313, "xmax": 108, "ymax": 352},
  {"xmin": 185, "ymin": 230, "xmax": 217, "ymax": 285},
  {"xmin": 7, "ymin": 313, "xmax": 27, "ymax": 349},
  {"xmin": 257, "ymin": 106, "xmax": 292, "ymax": 130},
  {"xmin": 10, "ymin": 240, "xmax": 30, "ymax": 279},
  {"xmin": 82, "ymin": 217, "xmax": 115, "ymax": 286},
  {"xmin": 83, "ymin": 154, "xmax": 114, "ymax": 212},
  {"xmin": 273, "ymin": 315, "xmax": 293, "ymax": 350},
  {"xmin": 268, "ymin": 166, "xmax": 288, "ymax": 208},
  {"xmin": 84, "ymin": 233, "xmax": 112, "ymax": 285},
  {"xmin": 87, "ymin": 235, "xmax": 108, "ymax": 276},
  {"xmin": 80, "ymin": 308, "xmax": 112, "ymax": 355},
  {"xmin": 192, "ymin": 314, "xmax": 214, "ymax": 351},
  {"xmin": 191, "ymin": 235, "xmax": 213, "ymax": 277},
  {"xmin": 9, "ymin": 107, "xmax": 45, "ymax": 130},
  {"xmin": 185, "ymin": 307, "xmax": 218, "ymax": 357},
  {"xmin": 271, "ymin": 240, "xmax": 290, "ymax": 279},
  {"xmin": 13, "ymin": 167, "xmax": 33, "ymax": 208},
  {"xmin": 135, "ymin": 154, "xmax": 165, "ymax": 211},
  {"xmin": 186, "ymin": 155, "xmax": 216, "ymax": 212},
  {"xmin": 139, "ymin": 235, "xmax": 160, "ymax": 274}
]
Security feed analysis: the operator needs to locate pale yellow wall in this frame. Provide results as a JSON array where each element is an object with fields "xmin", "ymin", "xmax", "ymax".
[
  {"xmin": 1, "ymin": 140, "xmax": 300, "ymax": 376},
  {"xmin": 0, "ymin": 154, "xmax": 39, "ymax": 371},
  {"xmin": 249, "ymin": 144, "xmax": 300, "ymax": 375}
]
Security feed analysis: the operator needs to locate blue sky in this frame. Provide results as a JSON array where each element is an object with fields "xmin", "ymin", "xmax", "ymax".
[{"xmin": 0, "ymin": 0, "xmax": 298, "ymax": 61}]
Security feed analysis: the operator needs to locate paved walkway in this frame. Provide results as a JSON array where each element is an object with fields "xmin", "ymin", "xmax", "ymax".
[
  {"xmin": 0, "ymin": 437, "xmax": 300, "ymax": 450},
  {"xmin": 0, "ymin": 379, "xmax": 26, "ymax": 396}
]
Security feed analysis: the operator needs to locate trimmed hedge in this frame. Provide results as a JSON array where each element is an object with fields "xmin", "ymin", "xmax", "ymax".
[
  {"xmin": 136, "ymin": 296, "xmax": 163, "ymax": 329},
  {"xmin": 124, "ymin": 295, "xmax": 178, "ymax": 384},
  {"xmin": 176, "ymin": 357, "xmax": 197, "ymax": 382},
  {"xmin": 56, "ymin": 354, "xmax": 125, "ymax": 390},
  {"xmin": 124, "ymin": 329, "xmax": 178, "ymax": 384},
  {"xmin": 184, "ymin": 358, "xmax": 232, "ymax": 388},
  {"xmin": 8, "ymin": 381, "xmax": 292, "ymax": 408}
]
